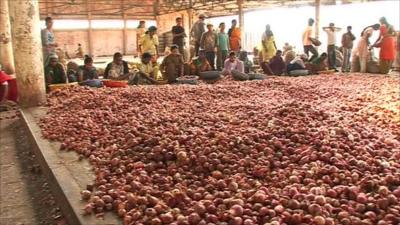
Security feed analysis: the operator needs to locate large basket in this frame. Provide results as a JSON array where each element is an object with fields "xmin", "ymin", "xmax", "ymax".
[
  {"xmin": 232, "ymin": 70, "xmax": 249, "ymax": 81},
  {"xmin": 248, "ymin": 73, "xmax": 267, "ymax": 80},
  {"xmin": 289, "ymin": 69, "xmax": 309, "ymax": 76},
  {"xmin": 317, "ymin": 69, "xmax": 336, "ymax": 75},
  {"xmin": 199, "ymin": 71, "xmax": 221, "ymax": 80},
  {"xmin": 49, "ymin": 82, "xmax": 78, "ymax": 91},
  {"xmin": 176, "ymin": 76, "xmax": 199, "ymax": 85},
  {"xmin": 102, "ymin": 79, "xmax": 128, "ymax": 88},
  {"xmin": 80, "ymin": 79, "xmax": 103, "ymax": 87}
]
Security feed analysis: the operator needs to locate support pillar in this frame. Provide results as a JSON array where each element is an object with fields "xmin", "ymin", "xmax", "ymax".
[
  {"xmin": 87, "ymin": 1, "xmax": 93, "ymax": 56},
  {"xmin": 123, "ymin": 17, "xmax": 127, "ymax": 55},
  {"xmin": 122, "ymin": 0, "xmax": 127, "ymax": 55},
  {"xmin": 315, "ymin": 0, "xmax": 321, "ymax": 39},
  {"xmin": 0, "ymin": 0, "xmax": 15, "ymax": 74},
  {"xmin": 9, "ymin": 0, "xmax": 46, "ymax": 106},
  {"xmin": 238, "ymin": 0, "xmax": 244, "ymax": 49},
  {"xmin": 188, "ymin": 0, "xmax": 193, "ymax": 43}
]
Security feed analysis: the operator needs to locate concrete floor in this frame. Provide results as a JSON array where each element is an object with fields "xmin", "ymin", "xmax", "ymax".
[
  {"xmin": 0, "ymin": 111, "xmax": 68, "ymax": 225},
  {"xmin": 21, "ymin": 108, "xmax": 122, "ymax": 225}
]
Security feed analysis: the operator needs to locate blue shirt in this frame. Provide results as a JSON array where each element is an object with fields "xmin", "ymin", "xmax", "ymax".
[{"xmin": 217, "ymin": 32, "xmax": 229, "ymax": 51}]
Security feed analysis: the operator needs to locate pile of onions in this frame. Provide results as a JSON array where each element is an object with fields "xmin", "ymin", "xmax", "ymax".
[{"xmin": 40, "ymin": 75, "xmax": 400, "ymax": 225}]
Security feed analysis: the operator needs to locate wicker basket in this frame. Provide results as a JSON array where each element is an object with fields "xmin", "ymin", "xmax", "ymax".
[
  {"xmin": 248, "ymin": 73, "xmax": 266, "ymax": 80},
  {"xmin": 177, "ymin": 76, "xmax": 199, "ymax": 85},
  {"xmin": 102, "ymin": 79, "xmax": 128, "ymax": 88},
  {"xmin": 48, "ymin": 82, "xmax": 78, "ymax": 91},
  {"xmin": 232, "ymin": 70, "xmax": 249, "ymax": 81},
  {"xmin": 199, "ymin": 71, "xmax": 221, "ymax": 80}
]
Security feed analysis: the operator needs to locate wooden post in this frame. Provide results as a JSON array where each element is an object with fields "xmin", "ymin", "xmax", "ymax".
[
  {"xmin": 46, "ymin": 0, "xmax": 52, "ymax": 17},
  {"xmin": 187, "ymin": 0, "xmax": 193, "ymax": 48},
  {"xmin": 9, "ymin": 0, "xmax": 46, "ymax": 106},
  {"xmin": 315, "ymin": 0, "xmax": 321, "ymax": 39},
  {"xmin": 123, "ymin": 15, "xmax": 127, "ymax": 55},
  {"xmin": 238, "ymin": 0, "xmax": 244, "ymax": 49},
  {"xmin": 122, "ymin": 0, "xmax": 127, "ymax": 55},
  {"xmin": 0, "ymin": 0, "xmax": 15, "ymax": 74},
  {"xmin": 87, "ymin": 1, "xmax": 93, "ymax": 56}
]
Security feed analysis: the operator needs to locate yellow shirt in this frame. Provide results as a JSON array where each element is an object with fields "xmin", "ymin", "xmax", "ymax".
[
  {"xmin": 139, "ymin": 62, "xmax": 154, "ymax": 75},
  {"xmin": 140, "ymin": 34, "xmax": 159, "ymax": 55},
  {"xmin": 302, "ymin": 26, "xmax": 313, "ymax": 46},
  {"xmin": 137, "ymin": 27, "xmax": 146, "ymax": 38}
]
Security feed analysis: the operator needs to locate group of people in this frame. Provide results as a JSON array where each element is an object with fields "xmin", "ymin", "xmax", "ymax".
[
  {"xmin": 285, "ymin": 17, "xmax": 397, "ymax": 75},
  {"xmin": 40, "ymin": 14, "xmax": 398, "ymax": 87},
  {"xmin": 190, "ymin": 15, "xmax": 242, "ymax": 71}
]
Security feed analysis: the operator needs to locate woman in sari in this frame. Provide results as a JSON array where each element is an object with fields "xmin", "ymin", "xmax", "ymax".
[
  {"xmin": 372, "ymin": 17, "xmax": 396, "ymax": 74},
  {"xmin": 44, "ymin": 53, "xmax": 67, "ymax": 85},
  {"xmin": 259, "ymin": 25, "xmax": 277, "ymax": 73},
  {"xmin": 228, "ymin": 19, "xmax": 241, "ymax": 53}
]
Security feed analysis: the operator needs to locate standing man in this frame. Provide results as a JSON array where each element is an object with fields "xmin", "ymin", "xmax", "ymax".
[
  {"xmin": 228, "ymin": 19, "xmax": 241, "ymax": 53},
  {"xmin": 41, "ymin": 17, "xmax": 58, "ymax": 64},
  {"xmin": 302, "ymin": 18, "xmax": 318, "ymax": 62},
  {"xmin": 172, "ymin": 17, "xmax": 187, "ymax": 60},
  {"xmin": 217, "ymin": 22, "xmax": 230, "ymax": 71},
  {"xmin": 190, "ymin": 14, "xmax": 206, "ymax": 56},
  {"xmin": 139, "ymin": 26, "xmax": 159, "ymax": 57},
  {"xmin": 323, "ymin": 23, "xmax": 341, "ymax": 71},
  {"xmin": 341, "ymin": 26, "xmax": 356, "ymax": 72},
  {"xmin": 200, "ymin": 23, "xmax": 218, "ymax": 70}
]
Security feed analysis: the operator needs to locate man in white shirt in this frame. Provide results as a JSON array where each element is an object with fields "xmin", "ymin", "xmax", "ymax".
[
  {"xmin": 222, "ymin": 52, "xmax": 244, "ymax": 75},
  {"xmin": 323, "ymin": 23, "xmax": 341, "ymax": 71}
]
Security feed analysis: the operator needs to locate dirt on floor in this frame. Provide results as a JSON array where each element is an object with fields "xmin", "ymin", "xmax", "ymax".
[{"xmin": 0, "ymin": 110, "xmax": 69, "ymax": 225}]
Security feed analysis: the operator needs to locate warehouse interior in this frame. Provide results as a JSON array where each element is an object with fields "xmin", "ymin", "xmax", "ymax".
[{"xmin": 0, "ymin": 0, "xmax": 399, "ymax": 225}]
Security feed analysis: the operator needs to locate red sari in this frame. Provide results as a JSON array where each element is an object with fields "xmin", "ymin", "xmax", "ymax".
[
  {"xmin": 378, "ymin": 25, "xmax": 396, "ymax": 60},
  {"xmin": 0, "ymin": 71, "xmax": 18, "ymax": 102}
]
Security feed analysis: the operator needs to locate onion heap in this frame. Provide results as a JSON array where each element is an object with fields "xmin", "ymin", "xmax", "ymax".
[{"xmin": 40, "ymin": 75, "xmax": 400, "ymax": 225}]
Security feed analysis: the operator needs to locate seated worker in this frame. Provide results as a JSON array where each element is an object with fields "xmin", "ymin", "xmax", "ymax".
[
  {"xmin": 286, "ymin": 54, "xmax": 309, "ymax": 75},
  {"xmin": 66, "ymin": 61, "xmax": 79, "ymax": 81},
  {"xmin": 104, "ymin": 52, "xmax": 130, "ymax": 80},
  {"xmin": 287, "ymin": 54, "xmax": 308, "ymax": 74},
  {"xmin": 282, "ymin": 42, "xmax": 293, "ymax": 55},
  {"xmin": 284, "ymin": 50, "xmax": 296, "ymax": 66},
  {"xmin": 268, "ymin": 50, "xmax": 285, "ymax": 75},
  {"xmin": 159, "ymin": 45, "xmax": 184, "ymax": 83},
  {"xmin": 186, "ymin": 50, "xmax": 212, "ymax": 75},
  {"xmin": 306, "ymin": 53, "xmax": 328, "ymax": 74},
  {"xmin": 78, "ymin": 56, "xmax": 98, "ymax": 81},
  {"xmin": 238, "ymin": 51, "xmax": 253, "ymax": 73},
  {"xmin": 75, "ymin": 43, "xmax": 84, "ymax": 58},
  {"xmin": 77, "ymin": 56, "xmax": 102, "ymax": 87},
  {"xmin": 221, "ymin": 51, "xmax": 245, "ymax": 75},
  {"xmin": 129, "ymin": 52, "xmax": 158, "ymax": 85},
  {"xmin": 44, "ymin": 53, "xmax": 67, "ymax": 85}
]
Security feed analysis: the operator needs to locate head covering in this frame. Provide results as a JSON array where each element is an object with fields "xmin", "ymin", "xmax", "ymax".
[
  {"xmin": 265, "ymin": 24, "xmax": 273, "ymax": 37},
  {"xmin": 148, "ymin": 26, "xmax": 157, "ymax": 32},
  {"xmin": 199, "ymin": 14, "xmax": 206, "ymax": 19},
  {"xmin": 45, "ymin": 53, "xmax": 58, "ymax": 67}
]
